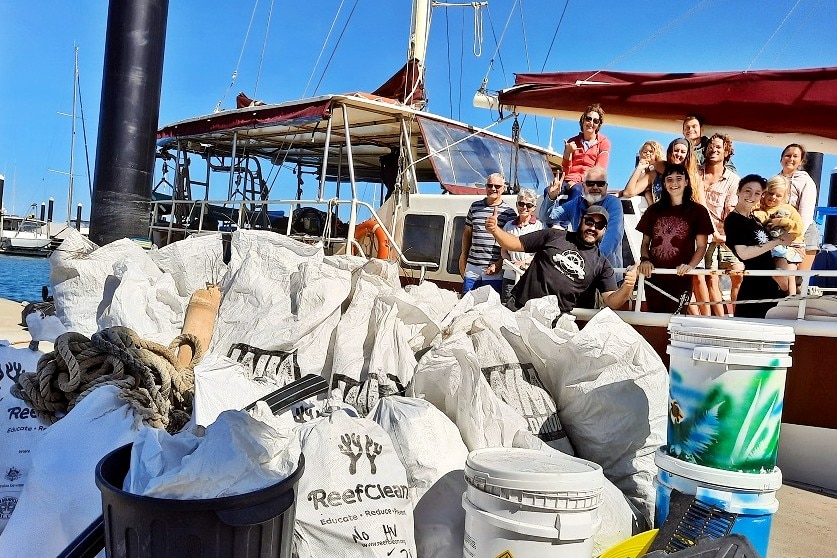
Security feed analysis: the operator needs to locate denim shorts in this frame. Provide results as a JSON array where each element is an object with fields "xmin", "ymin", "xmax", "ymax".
[{"xmin": 771, "ymin": 245, "xmax": 804, "ymax": 264}]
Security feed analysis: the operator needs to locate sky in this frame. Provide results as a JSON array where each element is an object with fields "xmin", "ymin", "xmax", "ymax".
[{"xmin": 0, "ymin": 0, "xmax": 835, "ymax": 222}]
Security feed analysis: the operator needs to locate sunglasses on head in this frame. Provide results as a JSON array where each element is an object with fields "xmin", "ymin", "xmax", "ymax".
[
  {"xmin": 582, "ymin": 217, "xmax": 607, "ymax": 230},
  {"xmin": 583, "ymin": 115, "xmax": 601, "ymax": 124},
  {"xmin": 584, "ymin": 180, "xmax": 607, "ymax": 188},
  {"xmin": 516, "ymin": 201, "xmax": 535, "ymax": 209},
  {"xmin": 485, "ymin": 183, "xmax": 504, "ymax": 190}
]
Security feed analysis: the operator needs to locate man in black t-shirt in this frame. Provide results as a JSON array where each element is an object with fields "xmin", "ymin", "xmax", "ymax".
[{"xmin": 486, "ymin": 205, "xmax": 637, "ymax": 312}]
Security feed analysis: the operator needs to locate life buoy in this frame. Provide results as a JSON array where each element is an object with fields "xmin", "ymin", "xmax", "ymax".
[{"xmin": 353, "ymin": 219, "xmax": 390, "ymax": 259}]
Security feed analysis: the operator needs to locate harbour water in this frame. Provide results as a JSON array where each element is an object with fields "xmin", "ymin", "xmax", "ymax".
[{"xmin": 0, "ymin": 255, "xmax": 50, "ymax": 302}]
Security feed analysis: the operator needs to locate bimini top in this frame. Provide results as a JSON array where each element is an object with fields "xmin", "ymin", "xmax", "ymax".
[
  {"xmin": 157, "ymin": 90, "xmax": 558, "ymax": 195},
  {"xmin": 495, "ymin": 67, "xmax": 837, "ymax": 153}
]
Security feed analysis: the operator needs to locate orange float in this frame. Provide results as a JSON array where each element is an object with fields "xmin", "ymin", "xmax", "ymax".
[{"xmin": 353, "ymin": 219, "xmax": 390, "ymax": 259}]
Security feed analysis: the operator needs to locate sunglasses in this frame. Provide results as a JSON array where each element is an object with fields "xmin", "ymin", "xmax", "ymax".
[
  {"xmin": 583, "ymin": 115, "xmax": 601, "ymax": 124},
  {"xmin": 485, "ymin": 183, "xmax": 504, "ymax": 190},
  {"xmin": 516, "ymin": 201, "xmax": 535, "ymax": 209},
  {"xmin": 582, "ymin": 217, "xmax": 607, "ymax": 230},
  {"xmin": 584, "ymin": 180, "xmax": 607, "ymax": 188}
]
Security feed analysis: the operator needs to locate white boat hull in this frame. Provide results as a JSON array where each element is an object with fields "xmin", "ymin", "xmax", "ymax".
[{"xmin": 778, "ymin": 424, "xmax": 837, "ymax": 493}]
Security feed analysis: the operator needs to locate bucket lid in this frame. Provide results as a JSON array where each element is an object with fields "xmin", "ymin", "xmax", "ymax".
[
  {"xmin": 668, "ymin": 316, "xmax": 795, "ymax": 344},
  {"xmin": 655, "ymin": 448, "xmax": 782, "ymax": 491},
  {"xmin": 465, "ymin": 448, "xmax": 603, "ymax": 492}
]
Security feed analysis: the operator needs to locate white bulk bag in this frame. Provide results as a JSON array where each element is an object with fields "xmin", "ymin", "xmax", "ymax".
[
  {"xmin": 294, "ymin": 410, "xmax": 417, "ymax": 558},
  {"xmin": 370, "ymin": 396, "xmax": 469, "ymax": 558},
  {"xmin": 0, "ymin": 343, "xmax": 49, "ymax": 535},
  {"xmin": 543, "ymin": 308, "xmax": 668, "ymax": 528}
]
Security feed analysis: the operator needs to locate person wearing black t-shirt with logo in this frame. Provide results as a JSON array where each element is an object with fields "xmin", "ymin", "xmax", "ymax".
[{"xmin": 486, "ymin": 204, "xmax": 637, "ymax": 312}]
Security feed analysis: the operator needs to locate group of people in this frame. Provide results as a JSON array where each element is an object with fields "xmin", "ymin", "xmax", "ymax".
[{"xmin": 458, "ymin": 106, "xmax": 820, "ymax": 319}]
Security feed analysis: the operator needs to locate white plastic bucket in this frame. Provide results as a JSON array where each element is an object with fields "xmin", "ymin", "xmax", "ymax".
[
  {"xmin": 462, "ymin": 447, "xmax": 604, "ymax": 558},
  {"xmin": 666, "ymin": 316, "xmax": 794, "ymax": 472},
  {"xmin": 654, "ymin": 448, "xmax": 781, "ymax": 558}
]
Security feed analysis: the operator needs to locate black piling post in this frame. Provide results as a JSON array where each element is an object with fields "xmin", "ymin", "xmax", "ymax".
[
  {"xmin": 40, "ymin": 202, "xmax": 46, "ymax": 221},
  {"xmin": 89, "ymin": 0, "xmax": 169, "ymax": 246},
  {"xmin": 47, "ymin": 198, "xmax": 55, "ymax": 222},
  {"xmin": 76, "ymin": 204, "xmax": 84, "ymax": 230}
]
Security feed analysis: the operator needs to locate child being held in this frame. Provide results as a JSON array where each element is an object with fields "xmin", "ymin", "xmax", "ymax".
[{"xmin": 753, "ymin": 175, "xmax": 805, "ymax": 295}]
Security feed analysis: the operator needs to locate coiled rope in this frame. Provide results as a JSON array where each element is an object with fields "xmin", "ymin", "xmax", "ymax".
[{"xmin": 11, "ymin": 327, "xmax": 203, "ymax": 434}]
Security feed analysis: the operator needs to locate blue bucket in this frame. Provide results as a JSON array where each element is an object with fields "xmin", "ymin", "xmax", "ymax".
[{"xmin": 654, "ymin": 448, "xmax": 781, "ymax": 558}]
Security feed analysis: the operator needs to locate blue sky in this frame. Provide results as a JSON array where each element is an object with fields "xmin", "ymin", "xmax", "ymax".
[{"xmin": 1, "ymin": 0, "xmax": 835, "ymax": 222}]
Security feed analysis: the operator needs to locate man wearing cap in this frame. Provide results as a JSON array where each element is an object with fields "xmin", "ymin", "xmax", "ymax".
[
  {"xmin": 539, "ymin": 166, "xmax": 624, "ymax": 271},
  {"xmin": 486, "ymin": 204, "xmax": 637, "ymax": 312}
]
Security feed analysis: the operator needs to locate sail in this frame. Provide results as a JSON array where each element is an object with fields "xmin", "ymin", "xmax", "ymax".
[{"xmin": 495, "ymin": 67, "xmax": 837, "ymax": 152}]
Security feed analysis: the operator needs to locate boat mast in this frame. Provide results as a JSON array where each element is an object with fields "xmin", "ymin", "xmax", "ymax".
[
  {"xmin": 67, "ymin": 46, "xmax": 79, "ymax": 225},
  {"xmin": 408, "ymin": 0, "xmax": 431, "ymax": 85}
]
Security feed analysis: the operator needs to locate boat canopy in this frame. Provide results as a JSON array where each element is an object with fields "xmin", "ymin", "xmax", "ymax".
[
  {"xmin": 495, "ymin": 67, "xmax": 837, "ymax": 153},
  {"xmin": 157, "ymin": 93, "xmax": 556, "ymax": 196}
]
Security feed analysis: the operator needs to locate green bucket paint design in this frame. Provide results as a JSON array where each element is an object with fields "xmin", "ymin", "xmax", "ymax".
[{"xmin": 667, "ymin": 352, "xmax": 787, "ymax": 473}]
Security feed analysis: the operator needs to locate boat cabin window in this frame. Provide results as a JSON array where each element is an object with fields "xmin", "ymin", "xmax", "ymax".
[
  {"xmin": 447, "ymin": 217, "xmax": 467, "ymax": 275},
  {"xmin": 401, "ymin": 214, "xmax": 446, "ymax": 270},
  {"xmin": 418, "ymin": 117, "xmax": 552, "ymax": 193}
]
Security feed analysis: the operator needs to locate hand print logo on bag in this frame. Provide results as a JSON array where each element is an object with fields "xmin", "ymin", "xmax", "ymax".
[
  {"xmin": 3, "ymin": 362, "xmax": 24, "ymax": 384},
  {"xmin": 338, "ymin": 433, "xmax": 383, "ymax": 475}
]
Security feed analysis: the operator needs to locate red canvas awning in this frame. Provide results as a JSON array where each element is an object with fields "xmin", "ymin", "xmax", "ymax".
[
  {"xmin": 495, "ymin": 68, "xmax": 837, "ymax": 152},
  {"xmin": 157, "ymin": 98, "xmax": 331, "ymax": 139}
]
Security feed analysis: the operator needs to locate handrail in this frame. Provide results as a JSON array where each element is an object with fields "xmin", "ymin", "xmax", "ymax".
[{"xmin": 619, "ymin": 267, "xmax": 837, "ymax": 320}]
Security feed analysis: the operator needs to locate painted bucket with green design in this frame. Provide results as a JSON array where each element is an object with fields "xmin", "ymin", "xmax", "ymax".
[{"xmin": 665, "ymin": 316, "xmax": 794, "ymax": 473}]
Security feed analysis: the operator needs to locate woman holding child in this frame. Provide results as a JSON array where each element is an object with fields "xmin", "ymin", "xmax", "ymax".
[
  {"xmin": 724, "ymin": 175, "xmax": 796, "ymax": 319},
  {"xmin": 753, "ymin": 175, "xmax": 805, "ymax": 296}
]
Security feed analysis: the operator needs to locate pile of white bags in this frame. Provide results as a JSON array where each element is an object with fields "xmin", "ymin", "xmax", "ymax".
[{"xmin": 1, "ymin": 232, "xmax": 670, "ymax": 557}]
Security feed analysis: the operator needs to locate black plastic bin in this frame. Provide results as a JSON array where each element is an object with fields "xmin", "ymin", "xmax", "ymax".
[{"xmin": 95, "ymin": 443, "xmax": 304, "ymax": 558}]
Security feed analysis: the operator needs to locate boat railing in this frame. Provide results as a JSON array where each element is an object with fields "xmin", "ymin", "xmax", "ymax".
[
  {"xmin": 629, "ymin": 268, "xmax": 837, "ymax": 320},
  {"xmin": 149, "ymin": 196, "xmax": 441, "ymax": 281},
  {"xmin": 503, "ymin": 260, "xmax": 837, "ymax": 323}
]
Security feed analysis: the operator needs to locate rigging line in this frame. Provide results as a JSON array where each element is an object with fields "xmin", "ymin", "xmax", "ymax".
[
  {"xmin": 312, "ymin": 0, "xmax": 360, "ymax": 96},
  {"xmin": 585, "ymin": 0, "xmax": 713, "ymax": 83},
  {"xmin": 445, "ymin": 7, "xmax": 454, "ymax": 118},
  {"xmin": 539, "ymin": 0, "xmax": 571, "ymax": 72},
  {"xmin": 252, "ymin": 0, "xmax": 276, "ymax": 99},
  {"xmin": 516, "ymin": 0, "xmax": 540, "ymax": 144},
  {"xmin": 746, "ymin": 0, "xmax": 804, "ymax": 71},
  {"xmin": 771, "ymin": 0, "xmax": 819, "ymax": 66},
  {"xmin": 479, "ymin": 1, "xmax": 517, "ymax": 89},
  {"xmin": 472, "ymin": 2, "xmax": 484, "ymax": 57},
  {"xmin": 214, "ymin": 0, "xmax": 260, "ymax": 113},
  {"xmin": 303, "ymin": 0, "xmax": 346, "ymax": 98},
  {"xmin": 75, "ymin": 62, "xmax": 93, "ymax": 201}
]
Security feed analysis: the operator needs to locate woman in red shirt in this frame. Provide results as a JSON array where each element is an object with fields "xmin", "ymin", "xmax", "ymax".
[{"xmin": 561, "ymin": 104, "xmax": 611, "ymax": 202}]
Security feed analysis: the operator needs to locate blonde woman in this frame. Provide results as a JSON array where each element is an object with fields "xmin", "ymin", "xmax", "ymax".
[
  {"xmin": 772, "ymin": 143, "xmax": 819, "ymax": 270},
  {"xmin": 500, "ymin": 188, "xmax": 544, "ymax": 302},
  {"xmin": 621, "ymin": 139, "xmax": 703, "ymax": 205}
]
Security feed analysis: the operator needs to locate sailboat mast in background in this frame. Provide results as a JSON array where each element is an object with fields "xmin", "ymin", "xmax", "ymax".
[{"xmin": 67, "ymin": 46, "xmax": 79, "ymax": 225}]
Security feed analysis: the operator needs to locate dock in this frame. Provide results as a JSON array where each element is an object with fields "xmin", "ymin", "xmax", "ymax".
[{"xmin": 0, "ymin": 297, "xmax": 833, "ymax": 556}]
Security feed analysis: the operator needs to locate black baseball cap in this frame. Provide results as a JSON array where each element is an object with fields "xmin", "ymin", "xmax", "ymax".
[{"xmin": 584, "ymin": 205, "xmax": 609, "ymax": 224}]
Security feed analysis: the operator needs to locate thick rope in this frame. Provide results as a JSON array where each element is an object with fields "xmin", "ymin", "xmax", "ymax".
[{"xmin": 11, "ymin": 327, "xmax": 203, "ymax": 434}]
